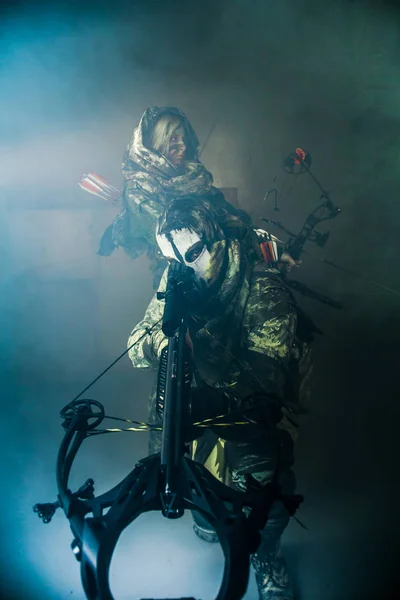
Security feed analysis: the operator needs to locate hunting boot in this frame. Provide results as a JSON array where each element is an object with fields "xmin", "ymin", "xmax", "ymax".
[
  {"xmin": 192, "ymin": 511, "xmax": 219, "ymax": 543},
  {"xmin": 251, "ymin": 541, "xmax": 294, "ymax": 600}
]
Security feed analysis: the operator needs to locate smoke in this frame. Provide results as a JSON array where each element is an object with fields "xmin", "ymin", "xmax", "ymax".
[{"xmin": 1, "ymin": 1, "xmax": 400, "ymax": 599}]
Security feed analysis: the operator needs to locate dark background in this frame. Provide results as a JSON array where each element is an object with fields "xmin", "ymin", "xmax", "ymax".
[{"xmin": 1, "ymin": 0, "xmax": 399, "ymax": 598}]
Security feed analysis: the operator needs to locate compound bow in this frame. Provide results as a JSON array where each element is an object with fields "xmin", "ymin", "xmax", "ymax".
[
  {"xmin": 261, "ymin": 148, "xmax": 343, "ymax": 309},
  {"xmin": 260, "ymin": 148, "xmax": 400, "ymax": 304}
]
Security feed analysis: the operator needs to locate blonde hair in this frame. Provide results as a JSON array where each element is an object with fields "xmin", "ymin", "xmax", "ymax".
[{"xmin": 149, "ymin": 113, "xmax": 183, "ymax": 158}]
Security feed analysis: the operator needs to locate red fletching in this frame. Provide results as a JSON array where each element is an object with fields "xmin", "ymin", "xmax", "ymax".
[
  {"xmin": 78, "ymin": 173, "xmax": 122, "ymax": 203},
  {"xmin": 260, "ymin": 241, "xmax": 275, "ymax": 265}
]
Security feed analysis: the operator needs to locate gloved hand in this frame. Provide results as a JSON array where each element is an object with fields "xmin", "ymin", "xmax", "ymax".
[{"xmin": 279, "ymin": 252, "xmax": 302, "ymax": 272}]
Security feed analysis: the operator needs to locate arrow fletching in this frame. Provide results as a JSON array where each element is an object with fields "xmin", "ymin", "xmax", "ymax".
[{"xmin": 78, "ymin": 173, "xmax": 122, "ymax": 204}]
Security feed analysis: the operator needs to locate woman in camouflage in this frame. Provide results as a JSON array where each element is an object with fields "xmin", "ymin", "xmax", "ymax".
[
  {"xmin": 127, "ymin": 197, "xmax": 314, "ymax": 600},
  {"xmin": 98, "ymin": 106, "xmax": 260, "ymax": 287}
]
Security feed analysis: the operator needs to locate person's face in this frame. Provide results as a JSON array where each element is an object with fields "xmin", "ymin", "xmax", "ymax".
[
  {"xmin": 156, "ymin": 228, "xmax": 226, "ymax": 288},
  {"xmin": 167, "ymin": 125, "xmax": 186, "ymax": 166}
]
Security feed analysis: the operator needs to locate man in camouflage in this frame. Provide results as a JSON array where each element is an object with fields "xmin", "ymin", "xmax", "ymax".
[{"xmin": 127, "ymin": 197, "xmax": 313, "ymax": 599}]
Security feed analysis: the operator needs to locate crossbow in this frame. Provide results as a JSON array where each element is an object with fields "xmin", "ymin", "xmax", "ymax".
[{"xmin": 33, "ymin": 263, "xmax": 303, "ymax": 600}]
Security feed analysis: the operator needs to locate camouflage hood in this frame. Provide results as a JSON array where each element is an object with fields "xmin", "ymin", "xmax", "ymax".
[
  {"xmin": 155, "ymin": 198, "xmax": 254, "ymax": 385},
  {"xmin": 121, "ymin": 106, "xmax": 213, "ymax": 197},
  {"xmin": 191, "ymin": 235, "xmax": 253, "ymax": 386}
]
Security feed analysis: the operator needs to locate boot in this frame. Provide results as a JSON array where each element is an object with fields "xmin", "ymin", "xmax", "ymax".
[
  {"xmin": 251, "ymin": 542, "xmax": 294, "ymax": 600},
  {"xmin": 192, "ymin": 511, "xmax": 219, "ymax": 543}
]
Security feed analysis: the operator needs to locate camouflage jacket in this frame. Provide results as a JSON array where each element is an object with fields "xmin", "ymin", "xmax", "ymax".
[{"xmin": 128, "ymin": 260, "xmax": 313, "ymax": 440}]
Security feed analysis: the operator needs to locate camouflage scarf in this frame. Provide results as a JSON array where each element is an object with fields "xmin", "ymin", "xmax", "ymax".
[{"xmin": 122, "ymin": 106, "xmax": 213, "ymax": 199}]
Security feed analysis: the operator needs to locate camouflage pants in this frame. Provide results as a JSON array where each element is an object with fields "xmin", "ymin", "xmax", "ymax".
[
  {"xmin": 191, "ymin": 425, "xmax": 295, "ymax": 542},
  {"xmin": 189, "ymin": 425, "xmax": 296, "ymax": 600}
]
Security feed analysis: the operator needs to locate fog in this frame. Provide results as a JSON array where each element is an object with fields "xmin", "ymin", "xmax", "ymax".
[{"xmin": 1, "ymin": 1, "xmax": 400, "ymax": 599}]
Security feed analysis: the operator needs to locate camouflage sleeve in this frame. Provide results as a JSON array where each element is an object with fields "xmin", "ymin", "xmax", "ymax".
[
  {"xmin": 124, "ymin": 175, "xmax": 166, "ymax": 245},
  {"xmin": 236, "ymin": 274, "xmax": 301, "ymax": 440},
  {"xmin": 127, "ymin": 268, "xmax": 169, "ymax": 369},
  {"xmin": 242, "ymin": 274, "xmax": 297, "ymax": 367}
]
